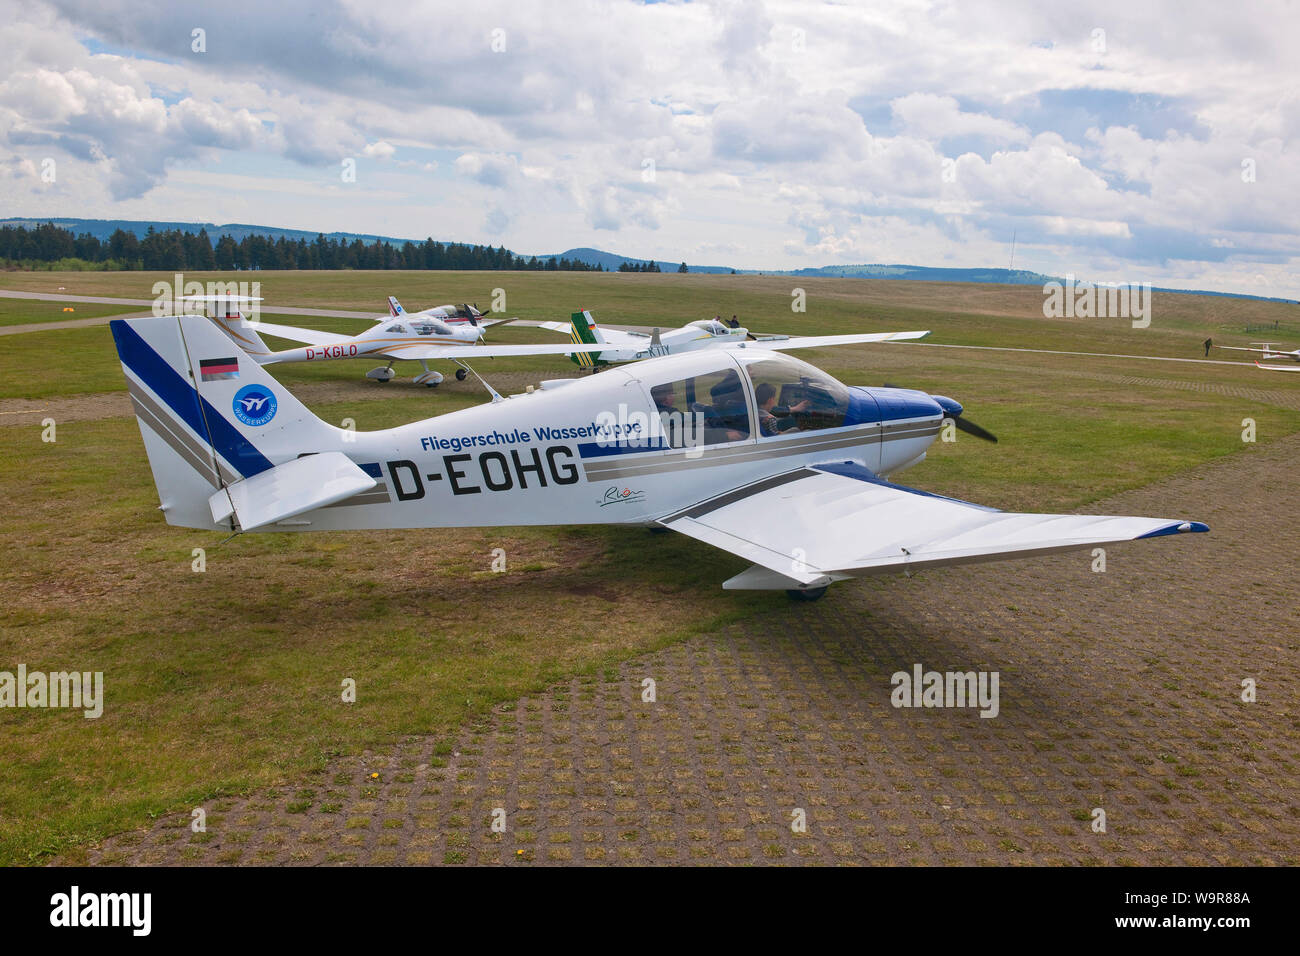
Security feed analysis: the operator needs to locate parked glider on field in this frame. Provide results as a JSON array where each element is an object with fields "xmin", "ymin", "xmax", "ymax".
[
  {"xmin": 194, "ymin": 294, "xmax": 612, "ymax": 387},
  {"xmin": 527, "ymin": 310, "xmax": 929, "ymax": 368},
  {"xmin": 109, "ymin": 312, "xmax": 1208, "ymax": 601},
  {"xmin": 1218, "ymin": 342, "xmax": 1300, "ymax": 365}
]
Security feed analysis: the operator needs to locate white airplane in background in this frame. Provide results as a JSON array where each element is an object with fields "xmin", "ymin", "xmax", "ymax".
[
  {"xmin": 1218, "ymin": 342, "xmax": 1300, "ymax": 369},
  {"xmin": 526, "ymin": 310, "xmax": 929, "ymax": 369},
  {"xmin": 193, "ymin": 295, "xmax": 610, "ymax": 388},
  {"xmin": 384, "ymin": 295, "xmax": 491, "ymax": 328},
  {"xmin": 1254, "ymin": 360, "xmax": 1300, "ymax": 373},
  {"xmin": 109, "ymin": 312, "xmax": 1208, "ymax": 601}
]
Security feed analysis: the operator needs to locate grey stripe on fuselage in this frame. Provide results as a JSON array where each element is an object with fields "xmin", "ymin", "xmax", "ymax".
[{"xmin": 322, "ymin": 487, "xmax": 393, "ymax": 508}]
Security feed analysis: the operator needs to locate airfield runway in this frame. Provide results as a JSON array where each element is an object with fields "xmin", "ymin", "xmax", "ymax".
[{"xmin": 78, "ymin": 431, "xmax": 1299, "ymax": 866}]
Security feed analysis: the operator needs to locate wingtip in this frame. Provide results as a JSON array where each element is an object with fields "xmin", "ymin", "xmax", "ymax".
[{"xmin": 1137, "ymin": 520, "xmax": 1210, "ymax": 539}]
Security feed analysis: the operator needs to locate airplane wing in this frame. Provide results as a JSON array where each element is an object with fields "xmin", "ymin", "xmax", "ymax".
[
  {"xmin": 374, "ymin": 342, "xmax": 624, "ymax": 361},
  {"xmin": 507, "ymin": 320, "xmax": 570, "ymax": 331},
  {"xmin": 244, "ymin": 321, "xmax": 354, "ymax": 347},
  {"xmin": 729, "ymin": 330, "xmax": 930, "ymax": 351},
  {"xmin": 1255, "ymin": 361, "xmax": 1300, "ymax": 372},
  {"xmin": 1219, "ymin": 345, "xmax": 1296, "ymax": 356},
  {"xmin": 658, "ymin": 462, "xmax": 1207, "ymax": 590},
  {"xmin": 522, "ymin": 320, "xmax": 649, "ymax": 343}
]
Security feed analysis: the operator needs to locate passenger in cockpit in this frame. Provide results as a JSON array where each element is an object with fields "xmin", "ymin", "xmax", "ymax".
[{"xmin": 651, "ymin": 382, "xmax": 678, "ymax": 415}]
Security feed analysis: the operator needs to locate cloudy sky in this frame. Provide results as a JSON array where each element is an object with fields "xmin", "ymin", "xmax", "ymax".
[{"xmin": 1, "ymin": 0, "xmax": 1297, "ymax": 295}]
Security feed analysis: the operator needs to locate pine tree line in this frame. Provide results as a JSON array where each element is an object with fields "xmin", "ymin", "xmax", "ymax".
[{"xmin": 0, "ymin": 222, "xmax": 607, "ymax": 272}]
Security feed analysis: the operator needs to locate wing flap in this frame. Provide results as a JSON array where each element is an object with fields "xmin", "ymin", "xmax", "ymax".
[{"xmin": 384, "ymin": 342, "xmax": 619, "ymax": 361}]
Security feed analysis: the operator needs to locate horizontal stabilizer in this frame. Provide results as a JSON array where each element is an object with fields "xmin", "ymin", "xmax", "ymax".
[{"xmin": 209, "ymin": 451, "xmax": 376, "ymax": 531}]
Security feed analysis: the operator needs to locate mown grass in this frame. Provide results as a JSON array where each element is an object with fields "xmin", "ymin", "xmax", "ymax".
[
  {"xmin": 1, "ymin": 270, "xmax": 1298, "ymax": 865},
  {"xmin": 0, "ymin": 416, "xmax": 766, "ymax": 865},
  {"xmin": 0, "ymin": 298, "xmax": 142, "ymax": 328}
]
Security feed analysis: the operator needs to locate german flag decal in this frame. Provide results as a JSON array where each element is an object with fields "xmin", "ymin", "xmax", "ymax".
[{"xmin": 199, "ymin": 357, "xmax": 240, "ymax": 381}]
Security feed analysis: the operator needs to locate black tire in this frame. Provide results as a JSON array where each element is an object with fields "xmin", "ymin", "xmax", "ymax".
[
  {"xmin": 786, "ymin": 586, "xmax": 828, "ymax": 602},
  {"xmin": 456, "ymin": 368, "xmax": 468, "ymax": 381},
  {"xmin": 425, "ymin": 382, "xmax": 439, "ymax": 388}
]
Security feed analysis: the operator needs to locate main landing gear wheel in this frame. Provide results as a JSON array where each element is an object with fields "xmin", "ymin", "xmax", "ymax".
[
  {"xmin": 456, "ymin": 368, "xmax": 468, "ymax": 381},
  {"xmin": 786, "ymin": 586, "xmax": 828, "ymax": 602},
  {"xmin": 413, "ymin": 362, "xmax": 443, "ymax": 388}
]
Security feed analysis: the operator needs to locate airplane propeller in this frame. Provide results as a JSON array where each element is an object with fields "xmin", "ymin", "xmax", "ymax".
[
  {"xmin": 883, "ymin": 384, "xmax": 998, "ymax": 443},
  {"xmin": 948, "ymin": 414, "xmax": 998, "ymax": 443}
]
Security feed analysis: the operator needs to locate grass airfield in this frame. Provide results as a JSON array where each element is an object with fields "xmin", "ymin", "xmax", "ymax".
[{"xmin": 1, "ymin": 271, "xmax": 1297, "ymax": 865}]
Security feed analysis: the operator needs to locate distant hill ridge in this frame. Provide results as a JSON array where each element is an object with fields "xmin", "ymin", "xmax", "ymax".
[{"xmin": 2, "ymin": 217, "xmax": 1291, "ymax": 302}]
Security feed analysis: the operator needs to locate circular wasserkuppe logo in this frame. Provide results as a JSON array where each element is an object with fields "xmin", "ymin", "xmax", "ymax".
[{"xmin": 232, "ymin": 384, "xmax": 277, "ymax": 427}]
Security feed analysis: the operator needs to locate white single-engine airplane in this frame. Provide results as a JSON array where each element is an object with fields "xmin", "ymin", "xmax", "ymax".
[
  {"xmin": 529, "ymin": 310, "xmax": 928, "ymax": 368},
  {"xmin": 110, "ymin": 312, "xmax": 1208, "ymax": 600},
  {"xmin": 200, "ymin": 295, "xmax": 617, "ymax": 387},
  {"xmin": 383, "ymin": 295, "xmax": 491, "ymax": 327}
]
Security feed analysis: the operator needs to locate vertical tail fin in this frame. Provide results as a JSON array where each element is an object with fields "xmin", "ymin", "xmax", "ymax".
[
  {"xmin": 110, "ymin": 315, "xmax": 356, "ymax": 530},
  {"xmin": 568, "ymin": 310, "xmax": 604, "ymax": 368},
  {"xmin": 207, "ymin": 311, "xmax": 275, "ymax": 363},
  {"xmin": 388, "ymin": 295, "xmax": 405, "ymax": 317}
]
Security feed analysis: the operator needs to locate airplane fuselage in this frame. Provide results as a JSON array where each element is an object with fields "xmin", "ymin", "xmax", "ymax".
[
  {"xmin": 209, "ymin": 350, "xmax": 945, "ymax": 533},
  {"xmin": 263, "ymin": 332, "xmax": 478, "ymax": 365}
]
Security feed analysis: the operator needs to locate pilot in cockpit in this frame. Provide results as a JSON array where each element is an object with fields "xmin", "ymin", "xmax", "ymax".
[{"xmin": 756, "ymin": 382, "xmax": 810, "ymax": 436}]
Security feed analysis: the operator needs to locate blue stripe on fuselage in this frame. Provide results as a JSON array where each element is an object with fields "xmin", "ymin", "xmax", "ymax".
[
  {"xmin": 111, "ymin": 319, "xmax": 272, "ymax": 478},
  {"xmin": 578, "ymin": 437, "xmax": 671, "ymax": 459}
]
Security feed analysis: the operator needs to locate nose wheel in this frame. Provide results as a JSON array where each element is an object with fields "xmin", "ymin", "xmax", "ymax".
[{"xmin": 455, "ymin": 367, "xmax": 468, "ymax": 381}]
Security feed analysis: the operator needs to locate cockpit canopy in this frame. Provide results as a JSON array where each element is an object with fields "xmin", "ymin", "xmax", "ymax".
[
  {"xmin": 431, "ymin": 303, "xmax": 477, "ymax": 319},
  {"xmin": 633, "ymin": 350, "xmax": 853, "ymax": 448},
  {"xmin": 686, "ymin": 319, "xmax": 730, "ymax": 335},
  {"xmin": 740, "ymin": 353, "xmax": 851, "ymax": 433},
  {"xmin": 410, "ymin": 319, "xmax": 454, "ymax": 335}
]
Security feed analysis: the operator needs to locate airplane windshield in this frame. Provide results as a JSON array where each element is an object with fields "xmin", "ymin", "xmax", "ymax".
[{"xmin": 743, "ymin": 355, "xmax": 850, "ymax": 436}]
